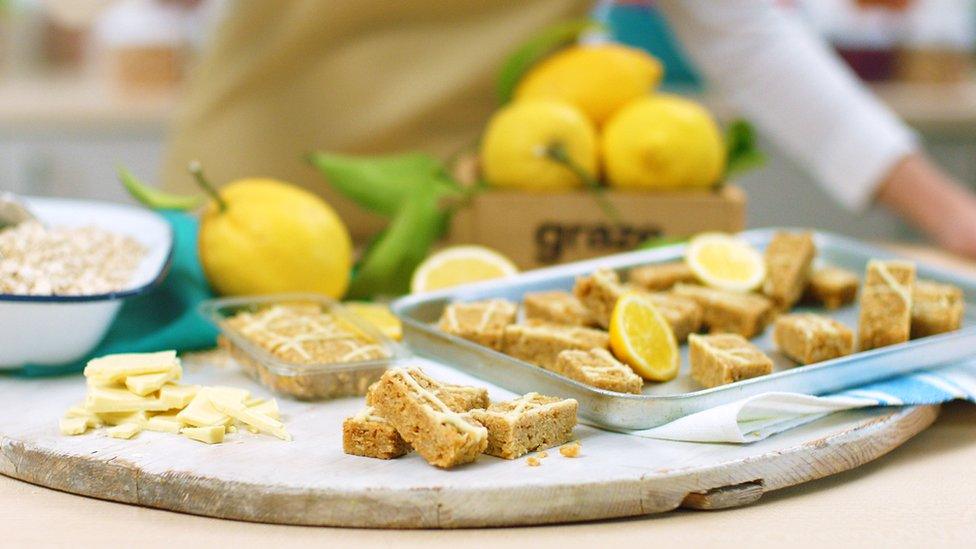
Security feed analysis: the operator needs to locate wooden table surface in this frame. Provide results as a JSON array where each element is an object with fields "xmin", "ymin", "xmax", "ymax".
[{"xmin": 3, "ymin": 244, "xmax": 975, "ymax": 547}]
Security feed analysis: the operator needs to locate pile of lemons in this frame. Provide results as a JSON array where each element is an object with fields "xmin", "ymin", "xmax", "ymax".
[{"xmin": 481, "ymin": 43, "xmax": 726, "ymax": 192}]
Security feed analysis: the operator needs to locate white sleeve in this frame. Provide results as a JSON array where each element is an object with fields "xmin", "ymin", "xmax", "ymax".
[{"xmin": 655, "ymin": 0, "xmax": 918, "ymax": 211}]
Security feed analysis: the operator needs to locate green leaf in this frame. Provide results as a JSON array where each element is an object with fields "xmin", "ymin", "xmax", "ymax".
[
  {"xmin": 636, "ymin": 236, "xmax": 686, "ymax": 250},
  {"xmin": 346, "ymin": 182, "xmax": 447, "ymax": 298},
  {"xmin": 308, "ymin": 151, "xmax": 468, "ymax": 297},
  {"xmin": 118, "ymin": 166, "xmax": 204, "ymax": 211},
  {"xmin": 723, "ymin": 119, "xmax": 766, "ymax": 181},
  {"xmin": 306, "ymin": 151, "xmax": 447, "ymax": 218},
  {"xmin": 496, "ymin": 19, "xmax": 603, "ymax": 104}
]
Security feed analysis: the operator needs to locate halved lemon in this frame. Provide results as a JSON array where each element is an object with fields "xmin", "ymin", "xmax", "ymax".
[
  {"xmin": 609, "ymin": 292, "xmax": 679, "ymax": 381},
  {"xmin": 686, "ymin": 232, "xmax": 766, "ymax": 292},
  {"xmin": 343, "ymin": 302, "xmax": 402, "ymax": 341},
  {"xmin": 410, "ymin": 245, "xmax": 519, "ymax": 293}
]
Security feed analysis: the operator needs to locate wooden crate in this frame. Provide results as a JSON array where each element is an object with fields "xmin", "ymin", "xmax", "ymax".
[{"xmin": 446, "ymin": 185, "xmax": 746, "ymax": 269}]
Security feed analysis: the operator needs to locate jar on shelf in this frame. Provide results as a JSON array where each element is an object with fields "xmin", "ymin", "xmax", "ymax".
[
  {"xmin": 897, "ymin": 0, "xmax": 975, "ymax": 84},
  {"xmin": 831, "ymin": 4, "xmax": 904, "ymax": 82},
  {"xmin": 93, "ymin": 0, "xmax": 187, "ymax": 93}
]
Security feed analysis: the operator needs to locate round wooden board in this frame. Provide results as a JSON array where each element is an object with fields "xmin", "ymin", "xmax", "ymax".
[{"xmin": 0, "ymin": 355, "xmax": 938, "ymax": 528}]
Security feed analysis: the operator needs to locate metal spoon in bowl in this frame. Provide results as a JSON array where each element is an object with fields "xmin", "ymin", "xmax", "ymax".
[
  {"xmin": 0, "ymin": 193, "xmax": 37, "ymax": 230},
  {"xmin": 0, "ymin": 193, "xmax": 38, "ymax": 261}
]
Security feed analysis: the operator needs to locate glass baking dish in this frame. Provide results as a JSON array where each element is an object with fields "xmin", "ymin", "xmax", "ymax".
[{"xmin": 200, "ymin": 293, "xmax": 408, "ymax": 400}]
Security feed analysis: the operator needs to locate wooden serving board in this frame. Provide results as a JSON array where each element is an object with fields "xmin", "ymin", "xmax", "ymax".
[{"xmin": 0, "ymin": 353, "xmax": 937, "ymax": 528}]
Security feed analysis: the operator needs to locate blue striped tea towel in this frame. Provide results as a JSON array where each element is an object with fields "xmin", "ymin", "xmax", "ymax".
[{"xmin": 631, "ymin": 360, "xmax": 976, "ymax": 443}]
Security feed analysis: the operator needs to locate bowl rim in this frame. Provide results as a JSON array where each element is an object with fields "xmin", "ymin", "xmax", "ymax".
[{"xmin": 0, "ymin": 198, "xmax": 176, "ymax": 304}]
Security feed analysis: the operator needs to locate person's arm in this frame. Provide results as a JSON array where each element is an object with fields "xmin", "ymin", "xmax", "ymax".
[
  {"xmin": 655, "ymin": 0, "xmax": 976, "ymax": 256},
  {"xmin": 876, "ymin": 153, "xmax": 976, "ymax": 257}
]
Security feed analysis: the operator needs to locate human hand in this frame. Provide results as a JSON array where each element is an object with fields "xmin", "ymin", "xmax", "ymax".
[{"xmin": 877, "ymin": 153, "xmax": 976, "ymax": 258}]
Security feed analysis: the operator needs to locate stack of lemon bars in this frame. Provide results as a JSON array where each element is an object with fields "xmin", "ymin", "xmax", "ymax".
[{"xmin": 342, "ymin": 367, "xmax": 580, "ymax": 469}]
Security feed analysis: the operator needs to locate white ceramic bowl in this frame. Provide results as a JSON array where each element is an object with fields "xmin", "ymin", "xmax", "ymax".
[{"xmin": 0, "ymin": 196, "xmax": 174, "ymax": 369}]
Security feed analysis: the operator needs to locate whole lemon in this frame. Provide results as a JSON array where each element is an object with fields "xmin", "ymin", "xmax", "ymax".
[
  {"xmin": 602, "ymin": 95, "xmax": 726, "ymax": 189},
  {"xmin": 198, "ymin": 179, "xmax": 353, "ymax": 297},
  {"xmin": 515, "ymin": 43, "xmax": 663, "ymax": 126},
  {"xmin": 480, "ymin": 100, "xmax": 598, "ymax": 191}
]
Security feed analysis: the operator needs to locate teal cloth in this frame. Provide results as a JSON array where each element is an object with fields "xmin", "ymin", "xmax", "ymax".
[
  {"xmin": 19, "ymin": 211, "xmax": 218, "ymax": 377},
  {"xmin": 596, "ymin": 2, "xmax": 703, "ymax": 88}
]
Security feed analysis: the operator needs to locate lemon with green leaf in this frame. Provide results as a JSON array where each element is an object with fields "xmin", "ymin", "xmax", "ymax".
[{"xmin": 120, "ymin": 164, "xmax": 353, "ymax": 298}]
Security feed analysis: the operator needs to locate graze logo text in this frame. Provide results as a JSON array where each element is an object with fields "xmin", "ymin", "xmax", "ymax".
[{"xmin": 535, "ymin": 222, "xmax": 662, "ymax": 264}]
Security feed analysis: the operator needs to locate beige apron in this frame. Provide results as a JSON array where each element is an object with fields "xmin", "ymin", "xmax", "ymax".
[{"xmin": 163, "ymin": 0, "xmax": 591, "ymax": 240}]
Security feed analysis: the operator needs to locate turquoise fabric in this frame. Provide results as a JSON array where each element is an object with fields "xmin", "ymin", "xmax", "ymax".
[
  {"xmin": 18, "ymin": 211, "xmax": 218, "ymax": 377},
  {"xmin": 597, "ymin": 2, "xmax": 703, "ymax": 89}
]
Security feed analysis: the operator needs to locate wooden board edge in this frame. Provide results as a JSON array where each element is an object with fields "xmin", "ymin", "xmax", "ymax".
[
  {"xmin": 0, "ymin": 405, "xmax": 939, "ymax": 528},
  {"xmin": 674, "ymin": 404, "xmax": 940, "ymax": 510}
]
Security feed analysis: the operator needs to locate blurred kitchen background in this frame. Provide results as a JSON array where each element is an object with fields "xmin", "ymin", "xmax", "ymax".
[{"xmin": 1, "ymin": 0, "xmax": 975, "ymax": 242}]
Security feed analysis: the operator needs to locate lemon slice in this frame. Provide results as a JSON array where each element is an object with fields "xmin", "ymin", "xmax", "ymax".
[
  {"xmin": 686, "ymin": 232, "xmax": 766, "ymax": 292},
  {"xmin": 410, "ymin": 245, "xmax": 519, "ymax": 293},
  {"xmin": 343, "ymin": 302, "xmax": 402, "ymax": 341},
  {"xmin": 609, "ymin": 292, "xmax": 679, "ymax": 381}
]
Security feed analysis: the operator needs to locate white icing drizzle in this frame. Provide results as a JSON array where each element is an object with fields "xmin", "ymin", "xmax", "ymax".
[
  {"xmin": 397, "ymin": 369, "xmax": 483, "ymax": 437},
  {"xmin": 353, "ymin": 406, "xmax": 388, "ymax": 423},
  {"xmin": 509, "ymin": 392, "xmax": 539, "ymax": 416},
  {"xmin": 578, "ymin": 364, "xmax": 631, "ymax": 378},
  {"xmin": 873, "ymin": 261, "xmax": 912, "ymax": 306},
  {"xmin": 340, "ymin": 342, "xmax": 386, "ymax": 362},
  {"xmin": 572, "ymin": 351, "xmax": 633, "ymax": 378},
  {"xmin": 443, "ymin": 306, "xmax": 460, "ymax": 331},
  {"xmin": 492, "ymin": 392, "xmax": 566, "ymax": 421},
  {"xmin": 475, "ymin": 300, "xmax": 503, "ymax": 332},
  {"xmin": 232, "ymin": 305, "xmax": 383, "ymax": 363},
  {"xmin": 792, "ymin": 314, "xmax": 842, "ymax": 344},
  {"xmin": 700, "ymin": 338, "xmax": 761, "ymax": 365}
]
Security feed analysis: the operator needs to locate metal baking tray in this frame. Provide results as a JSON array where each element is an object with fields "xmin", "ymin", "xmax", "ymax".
[{"xmin": 392, "ymin": 228, "xmax": 976, "ymax": 430}]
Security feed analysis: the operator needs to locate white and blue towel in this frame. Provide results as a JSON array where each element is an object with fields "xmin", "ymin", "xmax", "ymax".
[{"xmin": 633, "ymin": 360, "xmax": 976, "ymax": 443}]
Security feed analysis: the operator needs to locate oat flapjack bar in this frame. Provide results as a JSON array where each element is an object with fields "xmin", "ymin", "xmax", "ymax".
[
  {"xmin": 369, "ymin": 367, "xmax": 488, "ymax": 468},
  {"xmin": 552, "ymin": 348, "xmax": 643, "ymax": 394},
  {"xmin": 672, "ymin": 284, "xmax": 774, "ymax": 338},
  {"xmin": 437, "ymin": 299, "xmax": 517, "ymax": 350},
  {"xmin": 774, "ymin": 313, "xmax": 854, "ymax": 364},
  {"xmin": 501, "ymin": 322, "xmax": 610, "ymax": 369},
  {"xmin": 573, "ymin": 268, "xmax": 627, "ymax": 329},
  {"xmin": 805, "ymin": 266, "xmax": 859, "ymax": 310},
  {"xmin": 628, "ymin": 261, "xmax": 697, "ymax": 291},
  {"xmin": 523, "ymin": 290, "xmax": 594, "ymax": 327},
  {"xmin": 342, "ymin": 407, "xmax": 412, "ymax": 459},
  {"xmin": 469, "ymin": 393, "xmax": 578, "ymax": 459},
  {"xmin": 763, "ymin": 231, "xmax": 816, "ymax": 310},
  {"xmin": 689, "ymin": 333, "xmax": 773, "ymax": 388},
  {"xmin": 858, "ymin": 260, "xmax": 915, "ymax": 350},
  {"xmin": 911, "ymin": 279, "xmax": 964, "ymax": 338}
]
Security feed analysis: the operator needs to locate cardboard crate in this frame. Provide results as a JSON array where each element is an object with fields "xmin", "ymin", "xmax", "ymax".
[{"xmin": 446, "ymin": 185, "xmax": 745, "ymax": 269}]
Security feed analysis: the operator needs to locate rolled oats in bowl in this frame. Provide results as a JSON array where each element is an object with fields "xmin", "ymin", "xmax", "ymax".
[{"xmin": 0, "ymin": 221, "xmax": 146, "ymax": 296}]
